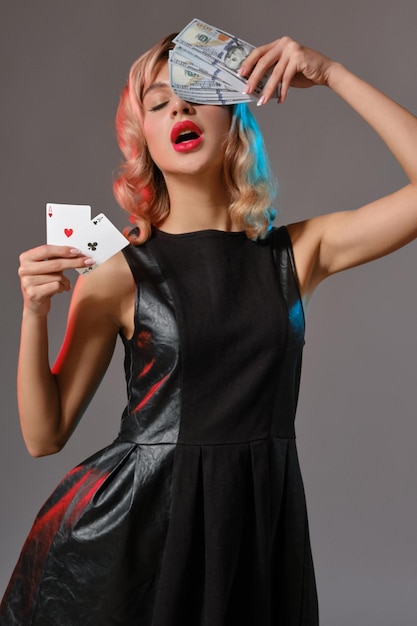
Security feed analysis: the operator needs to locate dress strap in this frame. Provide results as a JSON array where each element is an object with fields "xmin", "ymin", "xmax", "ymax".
[
  {"xmin": 268, "ymin": 227, "xmax": 305, "ymax": 436},
  {"xmin": 271, "ymin": 226, "xmax": 305, "ymax": 343}
]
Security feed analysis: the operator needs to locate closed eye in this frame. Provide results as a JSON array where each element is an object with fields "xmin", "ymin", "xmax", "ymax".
[{"xmin": 148, "ymin": 101, "xmax": 169, "ymax": 112}]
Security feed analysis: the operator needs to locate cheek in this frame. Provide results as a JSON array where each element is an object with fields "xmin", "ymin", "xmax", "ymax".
[
  {"xmin": 142, "ymin": 120, "xmax": 155, "ymax": 148},
  {"xmin": 208, "ymin": 109, "xmax": 232, "ymax": 139},
  {"xmin": 219, "ymin": 114, "xmax": 232, "ymax": 144},
  {"xmin": 142, "ymin": 122, "xmax": 165, "ymax": 163},
  {"xmin": 223, "ymin": 108, "xmax": 233, "ymax": 131}
]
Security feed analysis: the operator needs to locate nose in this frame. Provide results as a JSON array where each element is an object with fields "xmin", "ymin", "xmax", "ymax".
[{"xmin": 170, "ymin": 96, "xmax": 195, "ymax": 117}]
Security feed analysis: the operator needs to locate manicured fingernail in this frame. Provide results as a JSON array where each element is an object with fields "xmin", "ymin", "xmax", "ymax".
[
  {"xmin": 84, "ymin": 257, "xmax": 95, "ymax": 266},
  {"xmin": 70, "ymin": 248, "xmax": 81, "ymax": 255},
  {"xmin": 257, "ymin": 95, "xmax": 266, "ymax": 107}
]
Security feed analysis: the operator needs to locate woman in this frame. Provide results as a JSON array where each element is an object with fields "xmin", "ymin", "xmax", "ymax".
[{"xmin": 1, "ymin": 31, "xmax": 416, "ymax": 625}]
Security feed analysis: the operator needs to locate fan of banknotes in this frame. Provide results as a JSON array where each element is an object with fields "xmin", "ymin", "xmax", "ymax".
[{"xmin": 169, "ymin": 19, "xmax": 271, "ymax": 105}]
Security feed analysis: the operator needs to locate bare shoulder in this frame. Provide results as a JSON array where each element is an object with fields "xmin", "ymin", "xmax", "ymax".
[{"xmin": 70, "ymin": 249, "xmax": 136, "ymax": 338}]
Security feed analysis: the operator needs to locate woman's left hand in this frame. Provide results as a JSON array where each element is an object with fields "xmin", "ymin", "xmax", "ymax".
[{"xmin": 240, "ymin": 37, "xmax": 336, "ymax": 105}]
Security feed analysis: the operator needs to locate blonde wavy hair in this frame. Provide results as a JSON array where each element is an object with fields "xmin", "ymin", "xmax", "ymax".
[{"xmin": 113, "ymin": 33, "xmax": 278, "ymax": 243}]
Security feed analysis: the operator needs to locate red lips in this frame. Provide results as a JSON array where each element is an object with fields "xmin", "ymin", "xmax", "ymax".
[{"xmin": 170, "ymin": 121, "xmax": 203, "ymax": 152}]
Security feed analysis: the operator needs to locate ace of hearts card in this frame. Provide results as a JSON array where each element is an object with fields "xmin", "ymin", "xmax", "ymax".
[{"xmin": 46, "ymin": 203, "xmax": 91, "ymax": 245}]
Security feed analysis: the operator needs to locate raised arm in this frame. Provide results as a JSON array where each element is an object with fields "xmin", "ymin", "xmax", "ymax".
[
  {"xmin": 17, "ymin": 247, "xmax": 134, "ymax": 456},
  {"xmin": 241, "ymin": 39, "xmax": 417, "ymax": 299}
]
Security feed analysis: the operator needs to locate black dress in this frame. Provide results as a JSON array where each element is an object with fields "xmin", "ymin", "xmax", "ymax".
[{"xmin": 0, "ymin": 226, "xmax": 318, "ymax": 625}]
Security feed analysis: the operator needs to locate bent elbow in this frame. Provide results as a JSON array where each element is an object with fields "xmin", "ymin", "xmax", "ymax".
[{"xmin": 25, "ymin": 439, "xmax": 66, "ymax": 458}]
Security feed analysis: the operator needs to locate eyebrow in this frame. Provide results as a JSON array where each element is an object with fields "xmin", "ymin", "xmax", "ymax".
[{"xmin": 142, "ymin": 81, "xmax": 170, "ymax": 99}]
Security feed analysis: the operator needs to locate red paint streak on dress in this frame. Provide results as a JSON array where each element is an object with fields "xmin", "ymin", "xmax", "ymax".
[
  {"xmin": 133, "ymin": 373, "xmax": 170, "ymax": 413},
  {"xmin": 139, "ymin": 357, "xmax": 155, "ymax": 378},
  {"xmin": 137, "ymin": 331, "xmax": 155, "ymax": 378},
  {"xmin": 28, "ymin": 467, "xmax": 107, "ymax": 540},
  {"xmin": 2, "ymin": 467, "xmax": 108, "ymax": 622},
  {"xmin": 137, "ymin": 330, "xmax": 152, "ymax": 349}
]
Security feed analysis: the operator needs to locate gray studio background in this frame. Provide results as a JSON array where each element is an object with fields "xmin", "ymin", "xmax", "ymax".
[{"xmin": 1, "ymin": 1, "xmax": 416, "ymax": 624}]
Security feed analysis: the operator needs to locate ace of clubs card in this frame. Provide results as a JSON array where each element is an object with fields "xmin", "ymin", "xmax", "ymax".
[{"xmin": 69, "ymin": 213, "xmax": 129, "ymax": 275}]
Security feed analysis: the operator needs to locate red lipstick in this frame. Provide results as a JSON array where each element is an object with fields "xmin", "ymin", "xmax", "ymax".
[{"xmin": 170, "ymin": 121, "xmax": 203, "ymax": 153}]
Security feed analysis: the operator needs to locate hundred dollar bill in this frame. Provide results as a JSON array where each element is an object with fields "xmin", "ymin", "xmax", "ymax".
[
  {"xmin": 169, "ymin": 51, "xmax": 232, "ymax": 90},
  {"xmin": 173, "ymin": 19, "xmax": 271, "ymax": 97},
  {"xmin": 173, "ymin": 19, "xmax": 253, "ymax": 73},
  {"xmin": 169, "ymin": 49, "xmax": 222, "ymax": 83},
  {"xmin": 172, "ymin": 44, "xmax": 258, "ymax": 97},
  {"xmin": 169, "ymin": 52, "xmax": 255, "ymax": 104},
  {"xmin": 171, "ymin": 88, "xmax": 253, "ymax": 105}
]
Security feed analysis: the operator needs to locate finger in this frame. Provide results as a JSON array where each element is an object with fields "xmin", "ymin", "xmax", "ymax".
[
  {"xmin": 19, "ymin": 254, "xmax": 94, "ymax": 277},
  {"xmin": 239, "ymin": 42, "xmax": 275, "ymax": 77},
  {"xmin": 278, "ymin": 57, "xmax": 300, "ymax": 103},
  {"xmin": 21, "ymin": 273, "xmax": 72, "ymax": 289},
  {"xmin": 242, "ymin": 46, "xmax": 282, "ymax": 95},
  {"xmin": 255, "ymin": 51, "xmax": 292, "ymax": 105},
  {"xmin": 24, "ymin": 280, "xmax": 71, "ymax": 303},
  {"xmin": 258, "ymin": 39, "xmax": 309, "ymax": 105},
  {"xmin": 20, "ymin": 244, "xmax": 85, "ymax": 263},
  {"xmin": 241, "ymin": 38, "xmax": 294, "ymax": 95},
  {"xmin": 267, "ymin": 54, "xmax": 298, "ymax": 104}
]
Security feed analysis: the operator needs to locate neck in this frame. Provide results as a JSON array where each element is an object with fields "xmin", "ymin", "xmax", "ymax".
[{"xmin": 156, "ymin": 172, "xmax": 237, "ymax": 234}]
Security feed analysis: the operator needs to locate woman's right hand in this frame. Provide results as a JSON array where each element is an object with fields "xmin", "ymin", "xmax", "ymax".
[{"xmin": 18, "ymin": 245, "xmax": 95, "ymax": 316}]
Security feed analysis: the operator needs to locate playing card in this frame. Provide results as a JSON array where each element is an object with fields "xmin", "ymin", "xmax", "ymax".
[
  {"xmin": 68, "ymin": 213, "xmax": 129, "ymax": 276},
  {"xmin": 46, "ymin": 203, "xmax": 91, "ymax": 245}
]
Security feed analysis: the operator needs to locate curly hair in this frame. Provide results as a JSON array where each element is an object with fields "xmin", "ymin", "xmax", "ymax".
[{"xmin": 113, "ymin": 33, "xmax": 278, "ymax": 243}]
